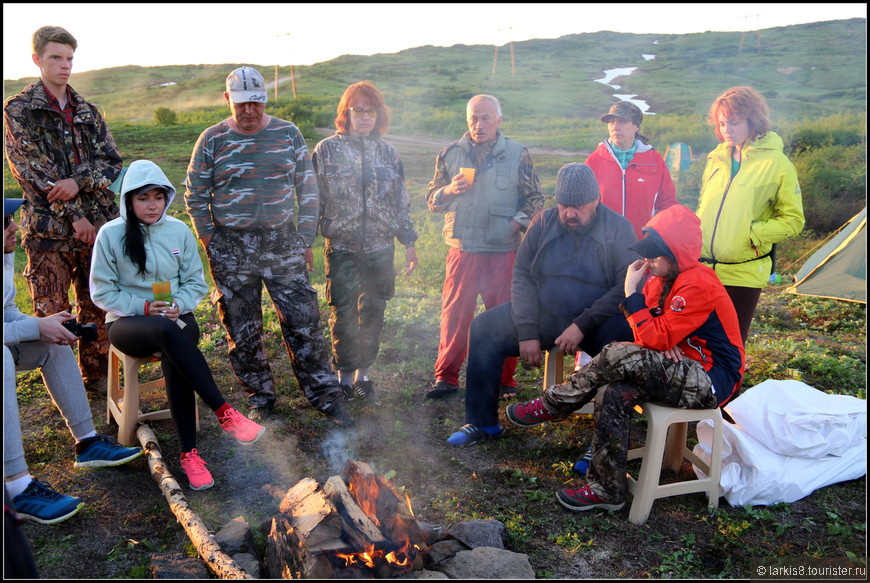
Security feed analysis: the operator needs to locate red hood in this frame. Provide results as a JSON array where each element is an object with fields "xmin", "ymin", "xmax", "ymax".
[{"xmin": 642, "ymin": 205, "xmax": 702, "ymax": 272}]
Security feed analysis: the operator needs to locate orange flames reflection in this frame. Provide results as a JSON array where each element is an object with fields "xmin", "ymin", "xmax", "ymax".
[{"xmin": 335, "ymin": 474, "xmax": 419, "ymax": 573}]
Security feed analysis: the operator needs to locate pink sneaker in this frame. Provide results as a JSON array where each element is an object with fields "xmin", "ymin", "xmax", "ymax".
[
  {"xmin": 180, "ymin": 449, "xmax": 214, "ymax": 491},
  {"xmin": 218, "ymin": 407, "xmax": 265, "ymax": 445},
  {"xmin": 505, "ymin": 397, "xmax": 561, "ymax": 427}
]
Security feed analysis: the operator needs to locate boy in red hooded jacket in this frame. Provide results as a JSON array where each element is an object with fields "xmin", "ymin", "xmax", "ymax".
[{"xmin": 505, "ymin": 204, "xmax": 744, "ymax": 513}]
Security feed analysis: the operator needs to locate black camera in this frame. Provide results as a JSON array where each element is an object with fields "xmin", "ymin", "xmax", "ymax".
[{"xmin": 62, "ymin": 319, "xmax": 99, "ymax": 342}]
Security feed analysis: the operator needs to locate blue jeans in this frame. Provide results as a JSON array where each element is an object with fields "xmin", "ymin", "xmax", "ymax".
[{"xmin": 463, "ymin": 302, "xmax": 633, "ymax": 427}]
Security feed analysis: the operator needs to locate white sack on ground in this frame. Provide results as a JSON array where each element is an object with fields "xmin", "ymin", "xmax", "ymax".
[
  {"xmin": 723, "ymin": 379, "xmax": 866, "ymax": 458},
  {"xmin": 691, "ymin": 379, "xmax": 867, "ymax": 507}
]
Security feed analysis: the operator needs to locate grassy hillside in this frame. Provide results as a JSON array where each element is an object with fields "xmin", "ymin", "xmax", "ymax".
[{"xmin": 4, "ymin": 18, "xmax": 865, "ymax": 128}]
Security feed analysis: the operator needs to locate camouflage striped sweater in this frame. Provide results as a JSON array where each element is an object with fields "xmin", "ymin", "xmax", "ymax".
[
  {"xmin": 184, "ymin": 116, "xmax": 319, "ymax": 244},
  {"xmin": 312, "ymin": 133, "xmax": 417, "ymax": 253}
]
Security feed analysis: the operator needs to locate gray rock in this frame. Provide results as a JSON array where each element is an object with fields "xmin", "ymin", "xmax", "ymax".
[
  {"xmin": 232, "ymin": 552, "xmax": 262, "ymax": 578},
  {"xmin": 445, "ymin": 519, "xmax": 507, "ymax": 549},
  {"xmin": 149, "ymin": 552, "xmax": 210, "ymax": 579},
  {"xmin": 215, "ymin": 516, "xmax": 254, "ymax": 555},
  {"xmin": 399, "ymin": 568, "xmax": 451, "ymax": 579},
  {"xmin": 423, "ymin": 539, "xmax": 470, "ymax": 568},
  {"xmin": 437, "ymin": 546, "xmax": 535, "ymax": 579}
]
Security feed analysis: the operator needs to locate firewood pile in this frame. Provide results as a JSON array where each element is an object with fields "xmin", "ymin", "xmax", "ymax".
[{"xmin": 265, "ymin": 460, "xmax": 431, "ymax": 579}]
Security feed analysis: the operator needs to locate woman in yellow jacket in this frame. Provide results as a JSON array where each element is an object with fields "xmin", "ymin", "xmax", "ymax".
[{"xmin": 696, "ymin": 86, "xmax": 805, "ymax": 345}]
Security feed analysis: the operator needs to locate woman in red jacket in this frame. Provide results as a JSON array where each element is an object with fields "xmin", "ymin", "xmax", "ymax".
[{"xmin": 505, "ymin": 204, "xmax": 744, "ymax": 513}]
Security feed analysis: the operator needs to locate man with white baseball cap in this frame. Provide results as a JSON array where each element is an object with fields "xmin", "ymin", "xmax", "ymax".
[{"xmin": 184, "ymin": 67, "xmax": 353, "ymax": 427}]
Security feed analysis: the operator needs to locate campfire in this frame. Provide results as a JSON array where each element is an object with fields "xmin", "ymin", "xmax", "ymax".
[{"xmin": 265, "ymin": 460, "xmax": 430, "ymax": 578}]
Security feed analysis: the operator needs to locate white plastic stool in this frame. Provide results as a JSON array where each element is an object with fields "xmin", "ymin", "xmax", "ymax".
[
  {"xmin": 625, "ymin": 402, "xmax": 723, "ymax": 525},
  {"xmin": 543, "ymin": 347, "xmax": 594, "ymax": 415},
  {"xmin": 106, "ymin": 344, "xmax": 198, "ymax": 446}
]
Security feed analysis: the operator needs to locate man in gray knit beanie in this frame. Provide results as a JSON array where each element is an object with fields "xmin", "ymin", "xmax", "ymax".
[
  {"xmin": 556, "ymin": 163, "xmax": 600, "ymax": 208},
  {"xmin": 445, "ymin": 162, "xmax": 637, "ymax": 448}
]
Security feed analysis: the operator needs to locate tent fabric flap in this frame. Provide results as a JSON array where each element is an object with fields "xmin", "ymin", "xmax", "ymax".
[{"xmin": 787, "ymin": 207, "xmax": 866, "ymax": 303}]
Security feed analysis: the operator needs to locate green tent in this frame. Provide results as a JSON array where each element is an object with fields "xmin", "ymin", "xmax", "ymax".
[{"xmin": 787, "ymin": 207, "xmax": 866, "ymax": 304}]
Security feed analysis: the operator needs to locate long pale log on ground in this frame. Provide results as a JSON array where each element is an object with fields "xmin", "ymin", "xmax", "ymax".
[{"xmin": 137, "ymin": 424, "xmax": 253, "ymax": 579}]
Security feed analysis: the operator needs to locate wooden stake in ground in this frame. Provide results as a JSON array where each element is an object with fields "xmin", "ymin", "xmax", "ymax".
[{"xmin": 136, "ymin": 425, "xmax": 253, "ymax": 580}]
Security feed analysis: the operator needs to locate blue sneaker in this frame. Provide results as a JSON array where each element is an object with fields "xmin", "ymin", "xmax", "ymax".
[
  {"xmin": 12, "ymin": 480, "xmax": 84, "ymax": 524},
  {"xmin": 446, "ymin": 424, "xmax": 502, "ymax": 447},
  {"xmin": 74, "ymin": 435, "xmax": 143, "ymax": 468}
]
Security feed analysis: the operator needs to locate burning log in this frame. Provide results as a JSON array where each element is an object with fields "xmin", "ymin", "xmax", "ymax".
[
  {"xmin": 266, "ymin": 460, "xmax": 429, "ymax": 578},
  {"xmin": 136, "ymin": 425, "xmax": 253, "ymax": 580}
]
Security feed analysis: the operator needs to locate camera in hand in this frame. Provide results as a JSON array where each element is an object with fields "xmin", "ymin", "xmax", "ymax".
[{"xmin": 62, "ymin": 319, "xmax": 99, "ymax": 341}]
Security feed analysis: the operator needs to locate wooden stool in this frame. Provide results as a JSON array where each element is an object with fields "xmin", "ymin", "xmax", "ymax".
[
  {"xmin": 543, "ymin": 347, "xmax": 594, "ymax": 415},
  {"xmin": 625, "ymin": 402, "xmax": 723, "ymax": 525},
  {"xmin": 106, "ymin": 344, "xmax": 198, "ymax": 446}
]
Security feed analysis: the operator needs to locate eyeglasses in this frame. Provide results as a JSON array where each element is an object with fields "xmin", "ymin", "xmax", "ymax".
[{"xmin": 348, "ymin": 107, "xmax": 379, "ymax": 117}]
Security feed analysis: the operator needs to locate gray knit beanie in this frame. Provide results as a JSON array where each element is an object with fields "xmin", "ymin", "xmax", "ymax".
[{"xmin": 555, "ymin": 163, "xmax": 600, "ymax": 207}]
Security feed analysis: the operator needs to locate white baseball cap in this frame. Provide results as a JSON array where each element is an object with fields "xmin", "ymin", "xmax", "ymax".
[{"xmin": 226, "ymin": 66, "xmax": 267, "ymax": 103}]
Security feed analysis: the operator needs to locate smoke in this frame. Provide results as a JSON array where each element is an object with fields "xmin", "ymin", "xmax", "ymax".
[{"xmin": 321, "ymin": 428, "xmax": 356, "ymax": 474}]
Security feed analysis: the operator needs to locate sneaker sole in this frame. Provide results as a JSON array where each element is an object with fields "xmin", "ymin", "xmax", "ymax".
[
  {"xmin": 556, "ymin": 492, "xmax": 625, "ymax": 512},
  {"xmin": 74, "ymin": 449, "xmax": 144, "ymax": 468},
  {"xmin": 188, "ymin": 481, "xmax": 214, "ymax": 491},
  {"xmin": 235, "ymin": 427, "xmax": 265, "ymax": 445},
  {"xmin": 18, "ymin": 501, "xmax": 84, "ymax": 525}
]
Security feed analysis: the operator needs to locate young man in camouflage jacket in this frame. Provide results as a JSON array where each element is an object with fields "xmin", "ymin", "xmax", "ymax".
[{"xmin": 4, "ymin": 26, "xmax": 122, "ymax": 395}]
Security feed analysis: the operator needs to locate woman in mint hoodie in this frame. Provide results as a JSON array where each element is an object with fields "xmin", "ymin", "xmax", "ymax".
[{"xmin": 89, "ymin": 160, "xmax": 265, "ymax": 491}]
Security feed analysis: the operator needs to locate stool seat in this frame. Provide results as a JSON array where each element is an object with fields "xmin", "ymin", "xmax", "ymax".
[
  {"xmin": 543, "ymin": 347, "xmax": 594, "ymax": 415},
  {"xmin": 107, "ymin": 344, "xmax": 197, "ymax": 446},
  {"xmin": 625, "ymin": 402, "xmax": 724, "ymax": 525}
]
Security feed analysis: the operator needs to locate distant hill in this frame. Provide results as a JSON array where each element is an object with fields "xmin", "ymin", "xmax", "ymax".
[{"xmin": 3, "ymin": 18, "xmax": 866, "ymax": 125}]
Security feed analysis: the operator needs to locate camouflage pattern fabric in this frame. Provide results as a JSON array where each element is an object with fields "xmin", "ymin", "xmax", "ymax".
[
  {"xmin": 324, "ymin": 246, "xmax": 396, "ymax": 372},
  {"xmin": 544, "ymin": 341, "xmax": 716, "ymax": 503},
  {"xmin": 184, "ymin": 118, "xmax": 319, "ymax": 244},
  {"xmin": 22, "ymin": 247, "xmax": 109, "ymax": 385},
  {"xmin": 313, "ymin": 133, "xmax": 417, "ymax": 253},
  {"xmin": 4, "ymin": 81, "xmax": 121, "ymax": 251},
  {"xmin": 205, "ymin": 226, "xmax": 341, "ymax": 411}
]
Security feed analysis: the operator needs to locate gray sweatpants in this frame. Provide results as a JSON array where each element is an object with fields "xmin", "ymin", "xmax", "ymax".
[{"xmin": 4, "ymin": 342, "xmax": 95, "ymax": 478}]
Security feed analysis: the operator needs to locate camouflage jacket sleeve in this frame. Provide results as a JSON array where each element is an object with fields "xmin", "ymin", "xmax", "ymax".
[
  {"xmin": 291, "ymin": 126, "xmax": 319, "ymax": 245},
  {"xmin": 388, "ymin": 147, "xmax": 418, "ymax": 248},
  {"xmin": 514, "ymin": 148, "xmax": 544, "ymax": 229},
  {"xmin": 183, "ymin": 126, "xmax": 216, "ymax": 239},
  {"xmin": 425, "ymin": 145, "xmax": 455, "ymax": 212}
]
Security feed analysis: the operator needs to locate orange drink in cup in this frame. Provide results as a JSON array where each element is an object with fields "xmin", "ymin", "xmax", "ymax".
[{"xmin": 459, "ymin": 167, "xmax": 475, "ymax": 187}]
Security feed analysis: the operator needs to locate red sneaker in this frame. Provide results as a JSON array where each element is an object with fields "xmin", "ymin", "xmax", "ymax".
[
  {"xmin": 505, "ymin": 397, "xmax": 560, "ymax": 427},
  {"xmin": 557, "ymin": 483, "xmax": 624, "ymax": 512},
  {"xmin": 180, "ymin": 449, "xmax": 214, "ymax": 491},
  {"xmin": 219, "ymin": 407, "xmax": 265, "ymax": 445}
]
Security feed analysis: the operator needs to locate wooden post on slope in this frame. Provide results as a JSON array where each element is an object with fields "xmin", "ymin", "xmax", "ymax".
[
  {"xmin": 274, "ymin": 65, "xmax": 278, "ymax": 100},
  {"xmin": 491, "ymin": 45, "xmax": 499, "ymax": 80},
  {"xmin": 290, "ymin": 65, "xmax": 297, "ymax": 99}
]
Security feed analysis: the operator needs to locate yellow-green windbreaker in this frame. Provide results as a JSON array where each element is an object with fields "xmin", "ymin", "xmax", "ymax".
[{"xmin": 696, "ymin": 131, "xmax": 805, "ymax": 288}]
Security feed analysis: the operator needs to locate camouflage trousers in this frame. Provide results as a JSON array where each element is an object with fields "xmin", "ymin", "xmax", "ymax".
[
  {"xmin": 543, "ymin": 341, "xmax": 717, "ymax": 504},
  {"xmin": 22, "ymin": 246, "xmax": 109, "ymax": 386},
  {"xmin": 206, "ymin": 226, "xmax": 341, "ymax": 411},
  {"xmin": 324, "ymin": 246, "xmax": 395, "ymax": 373}
]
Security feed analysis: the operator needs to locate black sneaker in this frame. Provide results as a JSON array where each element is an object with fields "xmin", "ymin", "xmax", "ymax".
[
  {"xmin": 339, "ymin": 383, "xmax": 355, "ymax": 401},
  {"xmin": 426, "ymin": 381, "xmax": 459, "ymax": 399},
  {"xmin": 324, "ymin": 402, "xmax": 355, "ymax": 428},
  {"xmin": 353, "ymin": 379, "xmax": 375, "ymax": 400}
]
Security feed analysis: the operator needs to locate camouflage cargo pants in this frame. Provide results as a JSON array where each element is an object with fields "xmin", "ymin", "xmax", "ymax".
[
  {"xmin": 22, "ymin": 247, "xmax": 109, "ymax": 386},
  {"xmin": 206, "ymin": 227, "xmax": 341, "ymax": 411},
  {"xmin": 543, "ymin": 341, "xmax": 717, "ymax": 504},
  {"xmin": 324, "ymin": 246, "xmax": 395, "ymax": 373}
]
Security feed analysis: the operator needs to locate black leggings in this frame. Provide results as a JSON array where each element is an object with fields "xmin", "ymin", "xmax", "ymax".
[
  {"xmin": 724, "ymin": 285, "xmax": 762, "ymax": 347},
  {"xmin": 107, "ymin": 314, "xmax": 226, "ymax": 452}
]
